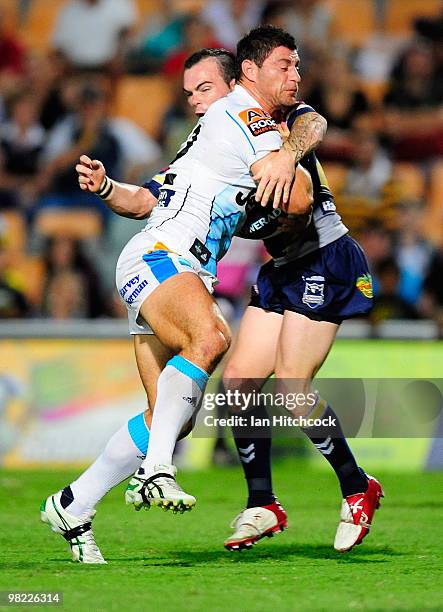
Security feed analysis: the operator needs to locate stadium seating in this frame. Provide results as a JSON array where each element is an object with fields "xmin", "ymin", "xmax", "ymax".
[
  {"xmin": 135, "ymin": 0, "xmax": 158, "ymax": 16},
  {"xmin": 323, "ymin": 163, "xmax": 348, "ymax": 194},
  {"xmin": 18, "ymin": 0, "xmax": 64, "ymax": 52},
  {"xmin": 423, "ymin": 160, "xmax": 443, "ymax": 245},
  {"xmin": 0, "ymin": 0, "xmax": 19, "ymax": 30},
  {"xmin": 385, "ymin": 0, "xmax": 441, "ymax": 36},
  {"xmin": 8, "ymin": 253, "xmax": 45, "ymax": 307},
  {"xmin": 34, "ymin": 208, "xmax": 103, "ymax": 240},
  {"xmin": 136, "ymin": 0, "xmax": 204, "ymax": 14},
  {"xmin": 171, "ymin": 0, "xmax": 206, "ymax": 12},
  {"xmin": 329, "ymin": 0, "xmax": 375, "ymax": 46},
  {"xmin": 358, "ymin": 81, "xmax": 389, "ymax": 107},
  {"xmin": 0, "ymin": 211, "xmax": 27, "ymax": 254},
  {"xmin": 392, "ymin": 162, "xmax": 426, "ymax": 202},
  {"xmin": 113, "ymin": 75, "xmax": 173, "ymax": 139}
]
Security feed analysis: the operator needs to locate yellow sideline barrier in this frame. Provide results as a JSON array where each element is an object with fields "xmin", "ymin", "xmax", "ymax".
[{"xmin": 0, "ymin": 339, "xmax": 442, "ymax": 471}]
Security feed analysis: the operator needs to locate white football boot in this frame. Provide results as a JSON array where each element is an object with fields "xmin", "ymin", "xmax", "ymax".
[
  {"xmin": 40, "ymin": 492, "xmax": 106, "ymax": 564},
  {"xmin": 224, "ymin": 500, "xmax": 288, "ymax": 551},
  {"xmin": 125, "ymin": 464, "xmax": 196, "ymax": 513},
  {"xmin": 334, "ymin": 475, "xmax": 384, "ymax": 552}
]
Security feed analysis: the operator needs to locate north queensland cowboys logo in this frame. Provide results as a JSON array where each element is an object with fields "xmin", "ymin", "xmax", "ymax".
[{"xmin": 302, "ymin": 275, "xmax": 325, "ymax": 309}]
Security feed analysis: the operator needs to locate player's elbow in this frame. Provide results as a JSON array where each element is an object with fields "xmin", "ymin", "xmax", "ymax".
[
  {"xmin": 316, "ymin": 113, "xmax": 328, "ymax": 142},
  {"xmin": 291, "ymin": 187, "xmax": 313, "ymax": 215},
  {"xmin": 132, "ymin": 188, "xmax": 157, "ymax": 219},
  {"xmin": 132, "ymin": 208, "xmax": 151, "ymax": 220}
]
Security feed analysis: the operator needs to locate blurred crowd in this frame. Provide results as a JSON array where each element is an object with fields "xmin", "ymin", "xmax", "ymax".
[{"xmin": 0, "ymin": 0, "xmax": 442, "ymax": 332}]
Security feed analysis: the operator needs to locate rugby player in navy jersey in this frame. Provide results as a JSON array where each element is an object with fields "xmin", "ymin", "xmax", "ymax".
[{"xmin": 222, "ymin": 31, "xmax": 383, "ymax": 552}]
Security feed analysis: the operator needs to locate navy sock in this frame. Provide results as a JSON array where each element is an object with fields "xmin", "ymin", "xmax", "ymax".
[
  {"xmin": 231, "ymin": 404, "xmax": 275, "ymax": 508},
  {"xmin": 302, "ymin": 404, "xmax": 368, "ymax": 497},
  {"xmin": 60, "ymin": 485, "xmax": 74, "ymax": 509}
]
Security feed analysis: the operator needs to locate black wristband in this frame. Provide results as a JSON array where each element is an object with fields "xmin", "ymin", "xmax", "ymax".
[{"xmin": 96, "ymin": 175, "xmax": 115, "ymax": 200}]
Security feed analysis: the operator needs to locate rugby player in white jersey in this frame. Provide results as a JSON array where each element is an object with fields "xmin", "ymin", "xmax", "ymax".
[
  {"xmin": 40, "ymin": 45, "xmax": 322, "ymax": 563},
  {"xmin": 117, "ymin": 30, "xmax": 316, "ymax": 516}
]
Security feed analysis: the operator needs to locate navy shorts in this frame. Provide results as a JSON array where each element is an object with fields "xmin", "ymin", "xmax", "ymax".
[{"xmin": 249, "ymin": 235, "xmax": 373, "ymax": 324}]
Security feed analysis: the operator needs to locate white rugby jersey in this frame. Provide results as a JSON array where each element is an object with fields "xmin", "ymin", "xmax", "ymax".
[{"xmin": 142, "ymin": 85, "xmax": 281, "ymax": 276}]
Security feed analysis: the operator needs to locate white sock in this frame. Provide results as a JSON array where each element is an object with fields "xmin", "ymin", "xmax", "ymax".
[
  {"xmin": 140, "ymin": 355, "xmax": 208, "ymax": 472},
  {"xmin": 63, "ymin": 412, "xmax": 149, "ymax": 519}
]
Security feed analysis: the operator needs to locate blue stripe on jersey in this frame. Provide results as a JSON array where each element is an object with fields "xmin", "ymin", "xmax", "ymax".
[
  {"xmin": 286, "ymin": 105, "xmax": 316, "ymax": 130},
  {"xmin": 202, "ymin": 183, "xmax": 246, "ymax": 275},
  {"xmin": 205, "ymin": 213, "xmax": 242, "ymax": 275},
  {"xmin": 168, "ymin": 355, "xmax": 208, "ymax": 391},
  {"xmin": 127, "ymin": 412, "xmax": 149, "ymax": 455},
  {"xmin": 142, "ymin": 250, "xmax": 178, "ymax": 283},
  {"xmin": 178, "ymin": 257, "xmax": 193, "ymax": 268},
  {"xmin": 225, "ymin": 111, "xmax": 256, "ymax": 154}
]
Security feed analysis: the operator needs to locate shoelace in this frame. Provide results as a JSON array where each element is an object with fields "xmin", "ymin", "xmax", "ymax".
[
  {"xmin": 230, "ymin": 512, "xmax": 244, "ymax": 529},
  {"xmin": 229, "ymin": 510, "xmax": 263, "ymax": 535},
  {"xmin": 155, "ymin": 476, "xmax": 183, "ymax": 493}
]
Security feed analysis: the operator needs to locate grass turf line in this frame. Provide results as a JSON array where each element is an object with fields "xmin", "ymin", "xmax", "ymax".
[{"xmin": 0, "ymin": 461, "xmax": 442, "ymax": 611}]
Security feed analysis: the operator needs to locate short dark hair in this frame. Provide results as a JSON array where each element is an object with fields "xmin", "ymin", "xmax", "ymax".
[
  {"xmin": 236, "ymin": 25, "xmax": 297, "ymax": 80},
  {"xmin": 184, "ymin": 48, "xmax": 236, "ymax": 85}
]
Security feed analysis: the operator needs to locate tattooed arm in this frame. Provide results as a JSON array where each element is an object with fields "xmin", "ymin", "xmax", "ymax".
[
  {"xmin": 282, "ymin": 111, "xmax": 327, "ymax": 163},
  {"xmin": 254, "ymin": 111, "xmax": 327, "ymax": 208}
]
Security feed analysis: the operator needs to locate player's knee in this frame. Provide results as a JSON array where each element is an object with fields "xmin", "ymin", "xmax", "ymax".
[
  {"xmin": 274, "ymin": 371, "xmax": 312, "ymax": 394},
  {"xmin": 274, "ymin": 363, "xmax": 314, "ymax": 382},
  {"xmin": 273, "ymin": 371, "xmax": 313, "ymax": 417},
  {"xmin": 196, "ymin": 327, "xmax": 230, "ymax": 367},
  {"xmin": 222, "ymin": 362, "xmax": 243, "ymax": 383}
]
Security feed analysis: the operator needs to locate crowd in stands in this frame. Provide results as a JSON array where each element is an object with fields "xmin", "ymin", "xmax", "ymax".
[{"xmin": 0, "ymin": 0, "xmax": 442, "ymax": 332}]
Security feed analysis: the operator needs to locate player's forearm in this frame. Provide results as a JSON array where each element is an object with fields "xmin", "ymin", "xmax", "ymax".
[
  {"xmin": 287, "ymin": 166, "xmax": 314, "ymax": 215},
  {"xmin": 283, "ymin": 112, "xmax": 327, "ymax": 163},
  {"xmin": 99, "ymin": 178, "xmax": 156, "ymax": 219}
]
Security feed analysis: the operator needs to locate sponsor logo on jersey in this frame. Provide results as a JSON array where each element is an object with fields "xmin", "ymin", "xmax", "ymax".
[
  {"xmin": 321, "ymin": 198, "xmax": 336, "ymax": 213},
  {"xmin": 190, "ymin": 238, "xmax": 211, "ymax": 265},
  {"xmin": 247, "ymin": 207, "xmax": 282, "ymax": 233},
  {"xmin": 302, "ymin": 275, "xmax": 325, "ymax": 308},
  {"xmin": 157, "ymin": 173, "xmax": 176, "ymax": 207},
  {"xmin": 119, "ymin": 275, "xmax": 140, "ymax": 298},
  {"xmin": 238, "ymin": 107, "xmax": 277, "ymax": 137},
  {"xmin": 126, "ymin": 280, "xmax": 149, "ymax": 304},
  {"xmin": 356, "ymin": 274, "xmax": 373, "ymax": 298},
  {"xmin": 158, "ymin": 187, "xmax": 175, "ymax": 208}
]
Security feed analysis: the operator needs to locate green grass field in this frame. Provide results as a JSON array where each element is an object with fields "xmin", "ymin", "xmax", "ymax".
[{"xmin": 1, "ymin": 462, "xmax": 442, "ymax": 611}]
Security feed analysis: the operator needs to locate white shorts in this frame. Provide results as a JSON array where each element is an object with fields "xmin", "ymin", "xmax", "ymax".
[{"xmin": 116, "ymin": 231, "xmax": 215, "ymax": 335}]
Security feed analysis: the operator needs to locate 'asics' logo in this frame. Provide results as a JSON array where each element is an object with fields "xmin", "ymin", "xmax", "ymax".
[
  {"xmin": 349, "ymin": 497, "xmax": 364, "ymax": 514},
  {"xmin": 183, "ymin": 396, "xmax": 197, "ymax": 406}
]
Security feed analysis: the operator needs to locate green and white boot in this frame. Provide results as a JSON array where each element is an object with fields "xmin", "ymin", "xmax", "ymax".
[
  {"xmin": 125, "ymin": 464, "xmax": 196, "ymax": 513},
  {"xmin": 40, "ymin": 492, "xmax": 106, "ymax": 564}
]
